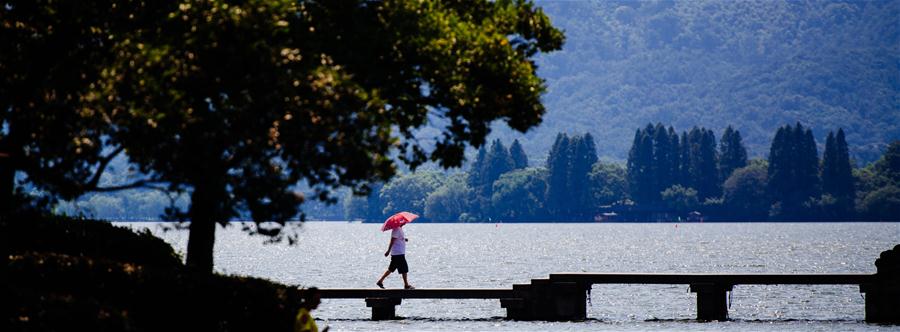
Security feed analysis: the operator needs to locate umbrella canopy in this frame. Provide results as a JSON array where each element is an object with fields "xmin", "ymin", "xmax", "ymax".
[{"xmin": 381, "ymin": 212, "xmax": 419, "ymax": 232}]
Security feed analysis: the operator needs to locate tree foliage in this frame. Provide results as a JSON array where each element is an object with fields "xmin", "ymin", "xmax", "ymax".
[
  {"xmin": 719, "ymin": 126, "xmax": 748, "ymax": 182},
  {"xmin": 723, "ymin": 159, "xmax": 769, "ymax": 220},
  {"xmin": 661, "ymin": 185, "xmax": 699, "ymax": 213},
  {"xmin": 0, "ymin": 0, "xmax": 166, "ymax": 219},
  {"xmin": 509, "ymin": 139, "xmax": 529, "ymax": 170},
  {"xmin": 490, "ymin": 167, "xmax": 548, "ymax": 221},
  {"xmin": 380, "ymin": 171, "xmax": 445, "ymax": 217},
  {"xmin": 91, "ymin": 0, "xmax": 562, "ymax": 271},
  {"xmin": 767, "ymin": 123, "xmax": 820, "ymax": 219},
  {"xmin": 821, "ymin": 129, "xmax": 855, "ymax": 217},
  {"xmin": 545, "ymin": 133, "xmax": 571, "ymax": 215},
  {"xmin": 856, "ymin": 141, "xmax": 900, "ymax": 220},
  {"xmin": 627, "ymin": 124, "xmax": 725, "ymax": 205},
  {"xmin": 481, "ymin": 139, "xmax": 514, "ymax": 199},
  {"xmin": 588, "ymin": 161, "xmax": 627, "ymax": 207},
  {"xmin": 567, "ymin": 133, "xmax": 598, "ymax": 219},
  {"xmin": 424, "ymin": 174, "xmax": 470, "ymax": 222}
]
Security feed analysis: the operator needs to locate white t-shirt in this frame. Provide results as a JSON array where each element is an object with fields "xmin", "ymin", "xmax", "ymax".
[{"xmin": 390, "ymin": 227, "xmax": 406, "ymax": 255}]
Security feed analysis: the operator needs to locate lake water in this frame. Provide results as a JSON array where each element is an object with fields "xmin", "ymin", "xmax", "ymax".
[{"xmin": 126, "ymin": 222, "xmax": 900, "ymax": 331}]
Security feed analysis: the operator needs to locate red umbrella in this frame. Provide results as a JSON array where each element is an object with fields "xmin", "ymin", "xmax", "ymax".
[{"xmin": 381, "ymin": 212, "xmax": 419, "ymax": 231}]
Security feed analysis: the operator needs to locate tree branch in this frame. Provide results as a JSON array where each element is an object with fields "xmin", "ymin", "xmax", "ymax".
[
  {"xmin": 93, "ymin": 178, "xmax": 171, "ymax": 192},
  {"xmin": 82, "ymin": 146, "xmax": 125, "ymax": 190}
]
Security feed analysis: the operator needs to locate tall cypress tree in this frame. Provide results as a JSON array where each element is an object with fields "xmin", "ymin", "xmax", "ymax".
[
  {"xmin": 677, "ymin": 127, "xmax": 720, "ymax": 200},
  {"xmin": 796, "ymin": 124, "xmax": 820, "ymax": 205},
  {"xmin": 768, "ymin": 125, "xmax": 792, "ymax": 215},
  {"xmin": 667, "ymin": 126, "xmax": 681, "ymax": 190},
  {"xmin": 467, "ymin": 145, "xmax": 488, "ymax": 190},
  {"xmin": 546, "ymin": 133, "xmax": 571, "ymax": 216},
  {"xmin": 509, "ymin": 139, "xmax": 529, "ymax": 170},
  {"xmin": 678, "ymin": 131, "xmax": 691, "ymax": 186},
  {"xmin": 822, "ymin": 129, "xmax": 855, "ymax": 217},
  {"xmin": 483, "ymin": 139, "xmax": 514, "ymax": 199},
  {"xmin": 683, "ymin": 127, "xmax": 703, "ymax": 194},
  {"xmin": 768, "ymin": 123, "xmax": 820, "ymax": 218},
  {"xmin": 568, "ymin": 133, "xmax": 598, "ymax": 220},
  {"xmin": 467, "ymin": 145, "xmax": 489, "ymax": 215},
  {"xmin": 697, "ymin": 128, "xmax": 720, "ymax": 200},
  {"xmin": 627, "ymin": 128, "xmax": 654, "ymax": 205},
  {"xmin": 652, "ymin": 124, "xmax": 676, "ymax": 196},
  {"xmin": 719, "ymin": 126, "xmax": 748, "ymax": 182}
]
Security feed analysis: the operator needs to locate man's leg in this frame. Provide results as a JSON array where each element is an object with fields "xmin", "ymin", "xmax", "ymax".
[
  {"xmin": 376, "ymin": 270, "xmax": 391, "ymax": 288},
  {"xmin": 401, "ymin": 273, "xmax": 410, "ymax": 287}
]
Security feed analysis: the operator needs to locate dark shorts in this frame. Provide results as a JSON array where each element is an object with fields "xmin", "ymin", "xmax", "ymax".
[{"xmin": 388, "ymin": 254, "xmax": 409, "ymax": 274}]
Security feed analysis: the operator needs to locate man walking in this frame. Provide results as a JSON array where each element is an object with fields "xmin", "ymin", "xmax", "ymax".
[{"xmin": 376, "ymin": 222, "xmax": 414, "ymax": 289}]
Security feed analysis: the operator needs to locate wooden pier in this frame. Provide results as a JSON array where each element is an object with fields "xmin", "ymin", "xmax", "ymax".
[{"xmin": 313, "ymin": 272, "xmax": 898, "ymax": 323}]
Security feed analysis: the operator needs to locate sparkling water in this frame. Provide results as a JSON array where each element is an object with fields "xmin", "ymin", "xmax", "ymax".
[{"xmin": 126, "ymin": 222, "xmax": 900, "ymax": 331}]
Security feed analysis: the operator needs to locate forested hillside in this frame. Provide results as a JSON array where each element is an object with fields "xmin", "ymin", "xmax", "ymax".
[{"xmin": 494, "ymin": 0, "xmax": 899, "ymax": 163}]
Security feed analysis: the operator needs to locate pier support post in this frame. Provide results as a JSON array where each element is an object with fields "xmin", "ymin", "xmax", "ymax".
[
  {"xmin": 690, "ymin": 283, "xmax": 732, "ymax": 321},
  {"xmin": 549, "ymin": 281, "xmax": 587, "ymax": 321},
  {"xmin": 861, "ymin": 283, "xmax": 900, "ymax": 324},
  {"xmin": 863, "ymin": 244, "xmax": 900, "ymax": 324},
  {"xmin": 505, "ymin": 279, "xmax": 589, "ymax": 321},
  {"xmin": 365, "ymin": 298, "xmax": 401, "ymax": 320}
]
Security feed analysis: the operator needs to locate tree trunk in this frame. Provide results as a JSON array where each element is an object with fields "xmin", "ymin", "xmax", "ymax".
[
  {"xmin": 185, "ymin": 179, "xmax": 224, "ymax": 273},
  {"xmin": 0, "ymin": 152, "xmax": 15, "ymax": 221}
]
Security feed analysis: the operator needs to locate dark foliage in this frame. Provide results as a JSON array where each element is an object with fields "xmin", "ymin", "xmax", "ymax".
[
  {"xmin": 821, "ymin": 129, "xmax": 855, "ymax": 218},
  {"xmin": 767, "ymin": 123, "xmax": 820, "ymax": 219},
  {"xmin": 1, "ymin": 217, "xmax": 181, "ymax": 268},
  {"xmin": 509, "ymin": 139, "xmax": 530, "ymax": 170},
  {"xmin": 3, "ymin": 216, "xmax": 303, "ymax": 331},
  {"xmin": 719, "ymin": 126, "xmax": 749, "ymax": 183}
]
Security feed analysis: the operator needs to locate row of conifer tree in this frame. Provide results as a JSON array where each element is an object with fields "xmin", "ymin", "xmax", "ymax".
[{"xmin": 345, "ymin": 122, "xmax": 897, "ymax": 221}]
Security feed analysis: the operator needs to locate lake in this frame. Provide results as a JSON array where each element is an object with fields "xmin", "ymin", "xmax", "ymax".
[{"xmin": 125, "ymin": 222, "xmax": 900, "ymax": 331}]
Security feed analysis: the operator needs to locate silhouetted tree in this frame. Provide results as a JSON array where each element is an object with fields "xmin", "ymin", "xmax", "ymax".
[
  {"xmin": 546, "ymin": 133, "xmax": 571, "ymax": 215},
  {"xmin": 104, "ymin": 0, "xmax": 563, "ymax": 272},
  {"xmin": 651, "ymin": 124, "xmax": 677, "ymax": 198},
  {"xmin": 568, "ymin": 134, "xmax": 598, "ymax": 219},
  {"xmin": 821, "ymin": 129, "xmax": 855, "ymax": 217},
  {"xmin": 768, "ymin": 123, "xmax": 820, "ymax": 219},
  {"xmin": 466, "ymin": 145, "xmax": 490, "ymax": 215},
  {"xmin": 0, "ymin": 0, "xmax": 167, "ymax": 219},
  {"xmin": 627, "ymin": 129, "xmax": 654, "ymax": 204},
  {"xmin": 678, "ymin": 131, "xmax": 691, "ymax": 185},
  {"xmin": 681, "ymin": 127, "xmax": 719, "ymax": 200},
  {"xmin": 482, "ymin": 139, "xmax": 514, "ymax": 199},
  {"xmin": 509, "ymin": 139, "xmax": 529, "ymax": 170},
  {"xmin": 797, "ymin": 124, "xmax": 821, "ymax": 201},
  {"xmin": 467, "ymin": 146, "xmax": 489, "ymax": 191},
  {"xmin": 666, "ymin": 127, "xmax": 682, "ymax": 189},
  {"xmin": 719, "ymin": 126, "xmax": 748, "ymax": 182}
]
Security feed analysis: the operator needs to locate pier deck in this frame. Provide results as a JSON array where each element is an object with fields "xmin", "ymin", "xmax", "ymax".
[{"xmin": 310, "ymin": 272, "xmax": 892, "ymax": 322}]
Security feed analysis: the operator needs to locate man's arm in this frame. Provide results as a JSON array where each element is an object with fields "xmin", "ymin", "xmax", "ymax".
[{"xmin": 384, "ymin": 237, "xmax": 396, "ymax": 257}]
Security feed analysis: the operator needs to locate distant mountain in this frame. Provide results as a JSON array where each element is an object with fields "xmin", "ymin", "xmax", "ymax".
[{"xmin": 490, "ymin": 0, "xmax": 899, "ymax": 165}]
